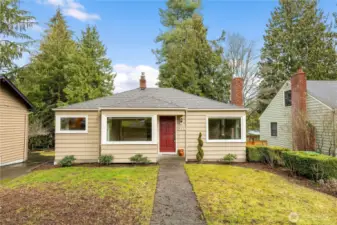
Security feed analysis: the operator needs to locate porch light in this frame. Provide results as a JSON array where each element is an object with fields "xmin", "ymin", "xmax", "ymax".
[{"xmin": 179, "ymin": 116, "xmax": 184, "ymax": 124}]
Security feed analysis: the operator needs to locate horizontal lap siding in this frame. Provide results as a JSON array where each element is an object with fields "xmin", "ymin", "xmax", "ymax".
[
  {"xmin": 307, "ymin": 95, "xmax": 335, "ymax": 155},
  {"xmin": 101, "ymin": 144, "xmax": 158, "ymax": 163},
  {"xmin": 100, "ymin": 110, "xmax": 185, "ymax": 163},
  {"xmin": 0, "ymin": 85, "xmax": 29, "ymax": 166},
  {"xmin": 186, "ymin": 111, "xmax": 246, "ymax": 162},
  {"xmin": 260, "ymin": 82, "xmax": 293, "ymax": 149},
  {"xmin": 55, "ymin": 111, "xmax": 100, "ymax": 163}
]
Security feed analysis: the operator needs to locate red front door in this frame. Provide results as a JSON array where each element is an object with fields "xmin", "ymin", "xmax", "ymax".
[{"xmin": 160, "ymin": 116, "xmax": 176, "ymax": 153}]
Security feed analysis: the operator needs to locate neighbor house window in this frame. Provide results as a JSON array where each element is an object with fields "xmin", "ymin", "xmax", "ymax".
[
  {"xmin": 284, "ymin": 90, "xmax": 291, "ymax": 106},
  {"xmin": 56, "ymin": 115, "xmax": 88, "ymax": 133},
  {"xmin": 271, "ymin": 122, "xmax": 277, "ymax": 137},
  {"xmin": 208, "ymin": 118, "xmax": 242, "ymax": 140}
]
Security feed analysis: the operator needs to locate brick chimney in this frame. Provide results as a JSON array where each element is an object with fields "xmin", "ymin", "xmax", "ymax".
[
  {"xmin": 140, "ymin": 72, "xmax": 146, "ymax": 90},
  {"xmin": 231, "ymin": 77, "xmax": 244, "ymax": 107},
  {"xmin": 291, "ymin": 68, "xmax": 307, "ymax": 150}
]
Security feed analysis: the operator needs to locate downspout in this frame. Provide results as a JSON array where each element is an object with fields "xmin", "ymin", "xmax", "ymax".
[
  {"xmin": 333, "ymin": 109, "xmax": 336, "ymax": 157},
  {"xmin": 185, "ymin": 109, "xmax": 187, "ymax": 162},
  {"xmin": 23, "ymin": 112, "xmax": 28, "ymax": 162},
  {"xmin": 99, "ymin": 109, "xmax": 102, "ymax": 160}
]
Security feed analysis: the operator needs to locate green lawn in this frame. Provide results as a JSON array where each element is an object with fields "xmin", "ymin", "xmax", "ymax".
[
  {"xmin": 185, "ymin": 164, "xmax": 337, "ymax": 225},
  {"xmin": 1, "ymin": 166, "xmax": 158, "ymax": 225}
]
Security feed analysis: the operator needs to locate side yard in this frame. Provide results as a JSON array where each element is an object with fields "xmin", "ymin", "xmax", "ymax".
[
  {"xmin": 185, "ymin": 164, "xmax": 337, "ymax": 225},
  {"xmin": 0, "ymin": 166, "xmax": 158, "ymax": 225}
]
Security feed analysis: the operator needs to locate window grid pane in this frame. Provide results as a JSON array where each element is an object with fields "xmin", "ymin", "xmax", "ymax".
[
  {"xmin": 60, "ymin": 117, "xmax": 86, "ymax": 131},
  {"xmin": 208, "ymin": 118, "xmax": 241, "ymax": 140},
  {"xmin": 107, "ymin": 117, "xmax": 152, "ymax": 142},
  {"xmin": 284, "ymin": 90, "xmax": 291, "ymax": 106}
]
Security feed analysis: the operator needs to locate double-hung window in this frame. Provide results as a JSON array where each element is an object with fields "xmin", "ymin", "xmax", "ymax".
[
  {"xmin": 56, "ymin": 115, "xmax": 88, "ymax": 133},
  {"xmin": 271, "ymin": 122, "xmax": 277, "ymax": 137},
  {"xmin": 284, "ymin": 90, "xmax": 291, "ymax": 106},
  {"xmin": 102, "ymin": 115, "xmax": 157, "ymax": 144},
  {"xmin": 207, "ymin": 116, "xmax": 246, "ymax": 142}
]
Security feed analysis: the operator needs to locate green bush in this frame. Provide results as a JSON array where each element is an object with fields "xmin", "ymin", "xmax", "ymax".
[
  {"xmin": 99, "ymin": 155, "xmax": 114, "ymax": 165},
  {"xmin": 129, "ymin": 154, "xmax": 151, "ymax": 164},
  {"xmin": 282, "ymin": 151, "xmax": 337, "ymax": 180},
  {"xmin": 59, "ymin": 155, "xmax": 76, "ymax": 167},
  {"xmin": 223, "ymin": 154, "xmax": 237, "ymax": 164},
  {"xmin": 246, "ymin": 146, "xmax": 290, "ymax": 167},
  {"xmin": 246, "ymin": 146, "xmax": 264, "ymax": 162}
]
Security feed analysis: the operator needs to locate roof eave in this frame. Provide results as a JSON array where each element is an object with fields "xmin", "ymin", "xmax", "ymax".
[{"xmin": 0, "ymin": 76, "xmax": 34, "ymax": 111}]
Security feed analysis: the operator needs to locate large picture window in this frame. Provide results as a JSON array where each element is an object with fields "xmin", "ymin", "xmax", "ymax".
[
  {"xmin": 56, "ymin": 115, "xmax": 88, "ymax": 133},
  {"xmin": 208, "ymin": 118, "xmax": 242, "ymax": 140},
  {"xmin": 107, "ymin": 117, "xmax": 152, "ymax": 142}
]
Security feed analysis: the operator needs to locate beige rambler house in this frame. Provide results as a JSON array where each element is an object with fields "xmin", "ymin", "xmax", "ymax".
[
  {"xmin": 54, "ymin": 73, "xmax": 247, "ymax": 164},
  {"xmin": 0, "ymin": 76, "xmax": 34, "ymax": 166},
  {"xmin": 260, "ymin": 69, "xmax": 337, "ymax": 156}
]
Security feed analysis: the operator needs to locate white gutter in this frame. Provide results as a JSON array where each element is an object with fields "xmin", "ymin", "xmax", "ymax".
[
  {"xmin": 53, "ymin": 107, "xmax": 248, "ymax": 112},
  {"xmin": 52, "ymin": 108, "xmax": 99, "ymax": 111}
]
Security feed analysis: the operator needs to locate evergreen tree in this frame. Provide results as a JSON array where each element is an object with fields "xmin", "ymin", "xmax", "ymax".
[
  {"xmin": 0, "ymin": 0, "xmax": 35, "ymax": 74},
  {"xmin": 196, "ymin": 132, "xmax": 204, "ymax": 162},
  {"xmin": 258, "ymin": 0, "xmax": 337, "ymax": 112},
  {"xmin": 155, "ymin": 0, "xmax": 231, "ymax": 102},
  {"xmin": 65, "ymin": 26, "xmax": 114, "ymax": 103},
  {"xmin": 17, "ymin": 9, "xmax": 80, "ymax": 131}
]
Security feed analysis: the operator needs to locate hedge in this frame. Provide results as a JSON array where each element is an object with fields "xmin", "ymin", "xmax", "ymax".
[
  {"xmin": 246, "ymin": 146, "xmax": 290, "ymax": 167},
  {"xmin": 282, "ymin": 151, "xmax": 337, "ymax": 180}
]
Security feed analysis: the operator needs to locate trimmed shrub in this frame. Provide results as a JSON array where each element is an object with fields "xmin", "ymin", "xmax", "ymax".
[
  {"xmin": 246, "ymin": 146, "xmax": 264, "ymax": 162},
  {"xmin": 99, "ymin": 155, "xmax": 114, "ymax": 165},
  {"xmin": 282, "ymin": 151, "xmax": 337, "ymax": 180},
  {"xmin": 129, "ymin": 154, "xmax": 151, "ymax": 164},
  {"xmin": 223, "ymin": 154, "xmax": 237, "ymax": 164},
  {"xmin": 246, "ymin": 146, "xmax": 290, "ymax": 167},
  {"xmin": 59, "ymin": 155, "xmax": 76, "ymax": 167}
]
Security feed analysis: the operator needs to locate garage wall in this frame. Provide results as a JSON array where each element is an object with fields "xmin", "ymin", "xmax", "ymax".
[{"xmin": 0, "ymin": 85, "xmax": 29, "ymax": 166}]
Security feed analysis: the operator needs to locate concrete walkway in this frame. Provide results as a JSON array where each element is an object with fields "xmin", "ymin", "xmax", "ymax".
[
  {"xmin": 0, "ymin": 162, "xmax": 37, "ymax": 180},
  {"xmin": 150, "ymin": 156, "xmax": 206, "ymax": 225}
]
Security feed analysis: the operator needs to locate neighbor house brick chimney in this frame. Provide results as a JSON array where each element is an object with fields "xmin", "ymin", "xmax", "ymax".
[
  {"xmin": 291, "ymin": 68, "xmax": 308, "ymax": 150},
  {"xmin": 140, "ymin": 72, "xmax": 146, "ymax": 90},
  {"xmin": 231, "ymin": 77, "xmax": 244, "ymax": 107}
]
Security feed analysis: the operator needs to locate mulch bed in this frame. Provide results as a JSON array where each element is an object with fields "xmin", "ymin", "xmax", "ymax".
[{"xmin": 0, "ymin": 185, "xmax": 140, "ymax": 225}]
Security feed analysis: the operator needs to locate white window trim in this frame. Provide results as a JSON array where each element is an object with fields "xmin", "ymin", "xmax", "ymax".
[
  {"xmin": 55, "ymin": 115, "xmax": 88, "ymax": 134},
  {"xmin": 206, "ymin": 115, "xmax": 246, "ymax": 143},
  {"xmin": 101, "ymin": 114, "xmax": 157, "ymax": 145}
]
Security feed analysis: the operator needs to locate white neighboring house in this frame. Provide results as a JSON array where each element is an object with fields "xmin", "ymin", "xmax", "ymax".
[{"xmin": 260, "ymin": 69, "xmax": 337, "ymax": 156}]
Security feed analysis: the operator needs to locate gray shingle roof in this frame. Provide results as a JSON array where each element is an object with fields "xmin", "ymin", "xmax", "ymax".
[
  {"xmin": 56, "ymin": 88, "xmax": 244, "ymax": 110},
  {"xmin": 307, "ymin": 81, "xmax": 337, "ymax": 109}
]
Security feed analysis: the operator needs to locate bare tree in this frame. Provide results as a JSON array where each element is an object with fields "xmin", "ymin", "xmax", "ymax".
[{"xmin": 225, "ymin": 33, "xmax": 260, "ymax": 106}]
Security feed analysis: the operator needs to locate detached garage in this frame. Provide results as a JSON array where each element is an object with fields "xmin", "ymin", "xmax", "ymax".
[{"xmin": 0, "ymin": 76, "xmax": 34, "ymax": 166}]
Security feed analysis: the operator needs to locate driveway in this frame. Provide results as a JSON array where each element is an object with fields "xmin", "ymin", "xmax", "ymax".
[
  {"xmin": 0, "ymin": 150, "xmax": 54, "ymax": 180},
  {"xmin": 0, "ymin": 163, "xmax": 38, "ymax": 180}
]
